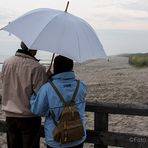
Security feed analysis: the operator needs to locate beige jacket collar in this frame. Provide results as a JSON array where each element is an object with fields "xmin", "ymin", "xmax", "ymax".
[{"xmin": 15, "ymin": 52, "xmax": 37, "ymax": 61}]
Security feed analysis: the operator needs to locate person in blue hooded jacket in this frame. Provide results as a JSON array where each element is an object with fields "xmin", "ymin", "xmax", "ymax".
[{"xmin": 30, "ymin": 55, "xmax": 87, "ymax": 148}]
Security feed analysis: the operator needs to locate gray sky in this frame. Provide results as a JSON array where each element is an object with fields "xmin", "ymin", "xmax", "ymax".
[{"xmin": 0, "ymin": 0, "xmax": 148, "ymax": 56}]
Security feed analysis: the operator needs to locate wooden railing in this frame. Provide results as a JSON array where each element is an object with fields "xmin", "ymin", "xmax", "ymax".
[
  {"xmin": 0, "ymin": 101, "xmax": 148, "ymax": 148},
  {"xmin": 85, "ymin": 102, "xmax": 148, "ymax": 148}
]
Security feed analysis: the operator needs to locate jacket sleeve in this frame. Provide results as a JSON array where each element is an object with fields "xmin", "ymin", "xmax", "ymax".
[
  {"xmin": 30, "ymin": 84, "xmax": 49, "ymax": 116},
  {"xmin": 1, "ymin": 62, "xmax": 5, "ymax": 82},
  {"xmin": 32, "ymin": 65, "xmax": 48, "ymax": 93}
]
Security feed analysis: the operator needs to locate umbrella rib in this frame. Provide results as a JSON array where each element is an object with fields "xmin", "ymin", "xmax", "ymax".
[
  {"xmin": 78, "ymin": 20, "xmax": 97, "ymax": 59},
  {"xmin": 75, "ymin": 31, "xmax": 81, "ymax": 61},
  {"xmin": 80, "ymin": 21, "xmax": 92, "ymax": 48},
  {"xmin": 30, "ymin": 12, "xmax": 65, "ymax": 48},
  {"xmin": 73, "ymin": 20, "xmax": 81, "ymax": 62}
]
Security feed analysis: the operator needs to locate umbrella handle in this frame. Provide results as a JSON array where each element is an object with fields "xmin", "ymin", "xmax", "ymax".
[
  {"xmin": 47, "ymin": 53, "xmax": 55, "ymax": 73},
  {"xmin": 65, "ymin": 1, "xmax": 69, "ymax": 12}
]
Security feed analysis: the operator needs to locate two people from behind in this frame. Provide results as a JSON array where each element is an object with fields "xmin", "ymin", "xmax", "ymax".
[
  {"xmin": 2, "ymin": 41, "xmax": 87, "ymax": 148},
  {"xmin": 30, "ymin": 55, "xmax": 87, "ymax": 148},
  {"xmin": 1, "ymin": 41, "xmax": 48, "ymax": 148}
]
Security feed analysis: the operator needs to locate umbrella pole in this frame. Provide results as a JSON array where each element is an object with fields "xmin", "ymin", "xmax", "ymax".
[
  {"xmin": 48, "ymin": 1, "xmax": 69, "ymax": 73},
  {"xmin": 47, "ymin": 53, "xmax": 55, "ymax": 75},
  {"xmin": 65, "ymin": 1, "xmax": 69, "ymax": 12},
  {"xmin": 49, "ymin": 53, "xmax": 55, "ymax": 70}
]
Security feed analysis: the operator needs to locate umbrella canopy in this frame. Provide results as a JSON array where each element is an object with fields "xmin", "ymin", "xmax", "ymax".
[{"xmin": 1, "ymin": 8, "xmax": 107, "ymax": 62}]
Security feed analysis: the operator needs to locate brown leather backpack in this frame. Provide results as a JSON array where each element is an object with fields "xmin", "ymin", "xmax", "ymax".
[{"xmin": 49, "ymin": 80, "xmax": 85, "ymax": 144}]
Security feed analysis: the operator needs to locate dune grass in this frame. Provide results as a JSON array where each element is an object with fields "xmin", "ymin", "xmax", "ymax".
[{"xmin": 128, "ymin": 53, "xmax": 148, "ymax": 67}]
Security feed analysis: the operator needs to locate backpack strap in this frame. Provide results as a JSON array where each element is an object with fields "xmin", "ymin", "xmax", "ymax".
[
  {"xmin": 50, "ymin": 110, "xmax": 57, "ymax": 126},
  {"xmin": 48, "ymin": 80, "xmax": 80, "ymax": 104},
  {"xmin": 71, "ymin": 80, "xmax": 80, "ymax": 102},
  {"xmin": 49, "ymin": 80, "xmax": 66, "ymax": 105}
]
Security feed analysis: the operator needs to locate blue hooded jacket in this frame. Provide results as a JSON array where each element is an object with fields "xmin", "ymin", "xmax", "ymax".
[{"xmin": 30, "ymin": 71, "xmax": 87, "ymax": 147}]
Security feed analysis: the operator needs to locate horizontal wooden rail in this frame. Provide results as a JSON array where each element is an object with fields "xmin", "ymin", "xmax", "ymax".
[
  {"xmin": 86, "ymin": 130, "xmax": 148, "ymax": 148},
  {"xmin": 86, "ymin": 101, "xmax": 148, "ymax": 116}
]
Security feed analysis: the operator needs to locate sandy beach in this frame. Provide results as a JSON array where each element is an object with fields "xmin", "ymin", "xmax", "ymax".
[{"xmin": 0, "ymin": 56, "xmax": 148, "ymax": 148}]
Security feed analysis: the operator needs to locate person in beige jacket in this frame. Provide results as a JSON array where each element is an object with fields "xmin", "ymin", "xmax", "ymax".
[{"xmin": 1, "ymin": 42, "xmax": 48, "ymax": 148}]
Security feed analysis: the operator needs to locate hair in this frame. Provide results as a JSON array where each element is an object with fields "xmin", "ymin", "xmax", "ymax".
[
  {"xmin": 53, "ymin": 55, "xmax": 73, "ymax": 74},
  {"xmin": 20, "ymin": 41, "xmax": 37, "ymax": 57},
  {"xmin": 20, "ymin": 41, "xmax": 28, "ymax": 50}
]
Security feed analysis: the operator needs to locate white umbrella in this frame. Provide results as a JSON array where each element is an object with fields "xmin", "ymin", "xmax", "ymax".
[{"xmin": 1, "ymin": 3, "xmax": 107, "ymax": 62}]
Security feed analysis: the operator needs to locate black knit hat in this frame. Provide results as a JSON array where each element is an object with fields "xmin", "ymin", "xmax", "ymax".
[
  {"xmin": 20, "ymin": 41, "xmax": 28, "ymax": 50},
  {"xmin": 53, "ymin": 55, "xmax": 73, "ymax": 74}
]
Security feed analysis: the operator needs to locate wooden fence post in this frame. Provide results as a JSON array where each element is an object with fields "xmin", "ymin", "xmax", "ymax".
[{"xmin": 94, "ymin": 112, "xmax": 108, "ymax": 148}]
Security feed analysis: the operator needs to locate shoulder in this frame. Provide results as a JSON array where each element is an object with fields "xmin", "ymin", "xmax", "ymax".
[
  {"xmin": 79, "ymin": 80, "xmax": 87, "ymax": 88},
  {"xmin": 28, "ymin": 59, "xmax": 46, "ymax": 72},
  {"xmin": 3, "ymin": 56, "xmax": 16, "ymax": 64},
  {"xmin": 32, "ymin": 62, "xmax": 46, "ymax": 71},
  {"xmin": 2, "ymin": 56, "xmax": 17, "ymax": 70},
  {"xmin": 37, "ymin": 81, "xmax": 53, "ymax": 93},
  {"xmin": 78, "ymin": 80, "xmax": 87, "ymax": 94}
]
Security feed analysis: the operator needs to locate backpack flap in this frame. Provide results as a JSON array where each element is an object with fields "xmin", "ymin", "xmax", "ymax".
[{"xmin": 53, "ymin": 104, "xmax": 85, "ymax": 144}]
